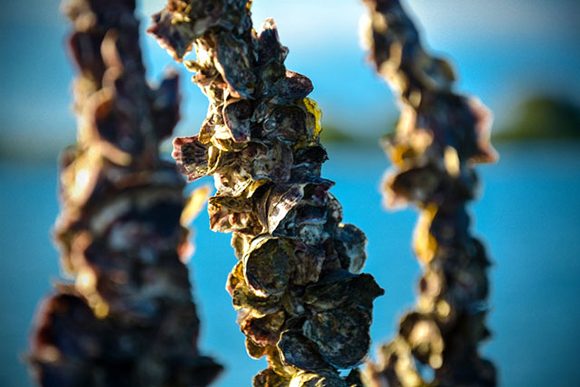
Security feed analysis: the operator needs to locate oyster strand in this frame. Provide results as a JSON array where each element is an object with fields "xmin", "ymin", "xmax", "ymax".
[
  {"xmin": 149, "ymin": 1, "xmax": 384, "ymax": 385},
  {"xmin": 29, "ymin": 1, "xmax": 222, "ymax": 385},
  {"xmin": 360, "ymin": 1, "xmax": 497, "ymax": 386}
]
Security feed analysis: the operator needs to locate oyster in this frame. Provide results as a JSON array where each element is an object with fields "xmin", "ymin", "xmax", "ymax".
[{"xmin": 150, "ymin": 1, "xmax": 384, "ymax": 384}]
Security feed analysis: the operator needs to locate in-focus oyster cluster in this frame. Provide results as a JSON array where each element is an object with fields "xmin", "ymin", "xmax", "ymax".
[
  {"xmin": 149, "ymin": 0, "xmax": 384, "ymax": 385},
  {"xmin": 361, "ymin": 0, "xmax": 497, "ymax": 386},
  {"xmin": 29, "ymin": 0, "xmax": 221, "ymax": 385}
]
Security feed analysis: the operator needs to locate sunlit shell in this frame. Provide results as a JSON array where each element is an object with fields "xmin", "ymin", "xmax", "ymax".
[
  {"xmin": 243, "ymin": 236, "xmax": 292, "ymax": 297},
  {"xmin": 334, "ymin": 223, "xmax": 367, "ymax": 273},
  {"xmin": 277, "ymin": 330, "xmax": 329, "ymax": 372},
  {"xmin": 303, "ymin": 307, "xmax": 371, "ymax": 369}
]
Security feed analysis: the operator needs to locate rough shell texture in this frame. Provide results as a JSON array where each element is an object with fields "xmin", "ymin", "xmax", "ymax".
[{"xmin": 149, "ymin": 0, "xmax": 384, "ymax": 385}]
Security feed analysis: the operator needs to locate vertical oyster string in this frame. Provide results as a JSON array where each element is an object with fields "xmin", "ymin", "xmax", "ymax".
[
  {"xmin": 29, "ymin": 0, "xmax": 222, "ymax": 385},
  {"xmin": 149, "ymin": 1, "xmax": 384, "ymax": 385},
  {"xmin": 360, "ymin": 0, "xmax": 497, "ymax": 386}
]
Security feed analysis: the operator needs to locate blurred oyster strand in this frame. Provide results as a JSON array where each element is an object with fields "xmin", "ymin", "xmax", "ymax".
[
  {"xmin": 29, "ymin": 0, "xmax": 222, "ymax": 385},
  {"xmin": 149, "ymin": 0, "xmax": 384, "ymax": 385},
  {"xmin": 360, "ymin": 0, "xmax": 497, "ymax": 386}
]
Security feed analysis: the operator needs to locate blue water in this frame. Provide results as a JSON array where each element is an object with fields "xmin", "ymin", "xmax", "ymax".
[{"xmin": 1, "ymin": 142, "xmax": 579, "ymax": 386}]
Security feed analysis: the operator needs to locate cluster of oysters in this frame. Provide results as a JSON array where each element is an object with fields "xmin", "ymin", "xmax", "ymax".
[
  {"xmin": 29, "ymin": 0, "xmax": 221, "ymax": 385},
  {"xmin": 360, "ymin": 0, "xmax": 497, "ymax": 386},
  {"xmin": 149, "ymin": 0, "xmax": 384, "ymax": 385},
  {"xmin": 27, "ymin": 0, "xmax": 502, "ymax": 386}
]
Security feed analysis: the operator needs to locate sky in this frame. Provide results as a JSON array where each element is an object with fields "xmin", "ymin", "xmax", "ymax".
[{"xmin": 0, "ymin": 0, "xmax": 579, "ymax": 158}]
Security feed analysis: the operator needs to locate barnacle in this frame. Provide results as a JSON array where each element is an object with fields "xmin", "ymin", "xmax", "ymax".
[
  {"xmin": 29, "ymin": 1, "xmax": 222, "ymax": 385},
  {"xmin": 150, "ymin": 1, "xmax": 384, "ymax": 385},
  {"xmin": 361, "ymin": 0, "xmax": 497, "ymax": 386}
]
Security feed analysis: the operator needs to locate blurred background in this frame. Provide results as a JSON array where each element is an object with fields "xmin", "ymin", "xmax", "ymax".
[{"xmin": 1, "ymin": 0, "xmax": 579, "ymax": 385}]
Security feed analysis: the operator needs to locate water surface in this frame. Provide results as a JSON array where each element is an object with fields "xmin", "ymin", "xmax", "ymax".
[{"xmin": 1, "ymin": 142, "xmax": 579, "ymax": 386}]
